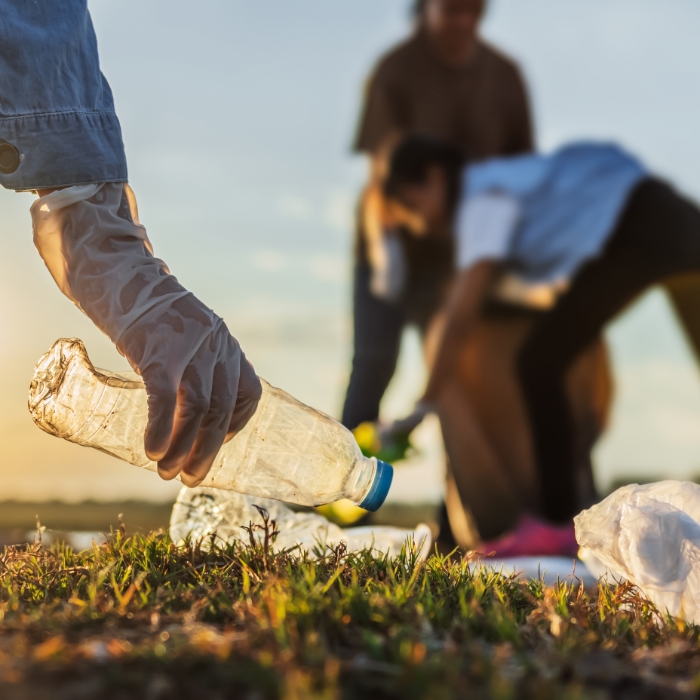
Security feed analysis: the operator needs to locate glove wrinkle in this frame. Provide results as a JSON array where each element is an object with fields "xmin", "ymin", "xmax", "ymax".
[{"xmin": 31, "ymin": 182, "xmax": 261, "ymax": 477}]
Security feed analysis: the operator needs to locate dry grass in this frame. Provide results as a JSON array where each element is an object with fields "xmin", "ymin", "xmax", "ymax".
[{"xmin": 0, "ymin": 514, "xmax": 698, "ymax": 699}]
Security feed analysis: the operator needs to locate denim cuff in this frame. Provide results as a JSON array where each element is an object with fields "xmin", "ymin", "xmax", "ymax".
[{"xmin": 0, "ymin": 110, "xmax": 128, "ymax": 191}]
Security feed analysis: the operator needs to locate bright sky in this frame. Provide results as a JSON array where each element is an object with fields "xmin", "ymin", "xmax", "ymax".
[{"xmin": 1, "ymin": 0, "xmax": 700, "ymax": 503}]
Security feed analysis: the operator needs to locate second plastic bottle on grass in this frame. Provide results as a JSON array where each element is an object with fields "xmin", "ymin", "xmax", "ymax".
[{"xmin": 29, "ymin": 338, "xmax": 393, "ymax": 511}]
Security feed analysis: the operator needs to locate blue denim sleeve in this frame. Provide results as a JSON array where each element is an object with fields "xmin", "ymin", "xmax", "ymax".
[{"xmin": 0, "ymin": 0, "xmax": 127, "ymax": 190}]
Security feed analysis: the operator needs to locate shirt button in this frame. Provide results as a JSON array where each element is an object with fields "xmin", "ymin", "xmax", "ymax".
[{"xmin": 0, "ymin": 142, "xmax": 20, "ymax": 174}]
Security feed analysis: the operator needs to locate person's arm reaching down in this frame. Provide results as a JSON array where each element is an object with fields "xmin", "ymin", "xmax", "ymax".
[
  {"xmin": 31, "ymin": 183, "xmax": 262, "ymax": 487},
  {"xmin": 423, "ymin": 190, "xmax": 520, "ymax": 402},
  {"xmin": 422, "ymin": 260, "xmax": 499, "ymax": 403},
  {"xmin": 362, "ymin": 176, "xmax": 427, "ymax": 302},
  {"xmin": 2, "ymin": 3, "xmax": 260, "ymax": 487}
]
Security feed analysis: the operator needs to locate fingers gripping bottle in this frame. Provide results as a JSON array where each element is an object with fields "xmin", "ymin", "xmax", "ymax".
[{"xmin": 28, "ymin": 339, "xmax": 393, "ymax": 511}]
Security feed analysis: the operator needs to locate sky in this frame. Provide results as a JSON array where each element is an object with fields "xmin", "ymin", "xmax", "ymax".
[{"xmin": 2, "ymin": 0, "xmax": 700, "ymax": 503}]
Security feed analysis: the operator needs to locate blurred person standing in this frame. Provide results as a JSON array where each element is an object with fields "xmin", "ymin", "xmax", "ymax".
[{"xmin": 342, "ymin": 0, "xmax": 534, "ymax": 431}]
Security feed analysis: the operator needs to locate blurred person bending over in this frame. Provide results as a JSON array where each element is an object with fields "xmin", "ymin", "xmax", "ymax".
[
  {"xmin": 343, "ymin": 0, "xmax": 534, "ymax": 430},
  {"xmin": 384, "ymin": 136, "xmax": 700, "ymax": 556},
  {"xmin": 0, "ymin": 1, "xmax": 261, "ymax": 485},
  {"xmin": 344, "ymin": 0, "xmax": 611, "ymax": 548}
]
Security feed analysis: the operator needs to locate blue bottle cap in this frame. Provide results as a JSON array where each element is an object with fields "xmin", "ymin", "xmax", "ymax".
[{"xmin": 359, "ymin": 459, "xmax": 394, "ymax": 512}]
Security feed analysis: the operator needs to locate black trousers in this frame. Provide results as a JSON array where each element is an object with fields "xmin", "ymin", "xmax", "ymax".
[
  {"xmin": 342, "ymin": 232, "xmax": 454, "ymax": 430},
  {"xmin": 517, "ymin": 178, "xmax": 700, "ymax": 522},
  {"xmin": 341, "ymin": 263, "xmax": 405, "ymax": 430}
]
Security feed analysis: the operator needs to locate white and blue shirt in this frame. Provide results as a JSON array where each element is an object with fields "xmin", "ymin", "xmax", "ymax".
[{"xmin": 456, "ymin": 142, "xmax": 646, "ymax": 306}]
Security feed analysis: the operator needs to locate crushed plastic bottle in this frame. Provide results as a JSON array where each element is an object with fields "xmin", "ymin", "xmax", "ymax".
[
  {"xmin": 170, "ymin": 486, "xmax": 432, "ymax": 561},
  {"xmin": 29, "ymin": 339, "xmax": 393, "ymax": 511}
]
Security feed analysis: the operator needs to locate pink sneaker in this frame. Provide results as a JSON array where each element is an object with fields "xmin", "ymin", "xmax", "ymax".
[{"xmin": 477, "ymin": 515, "xmax": 578, "ymax": 558}]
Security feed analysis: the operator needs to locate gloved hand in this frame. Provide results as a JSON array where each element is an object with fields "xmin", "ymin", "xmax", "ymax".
[
  {"xmin": 381, "ymin": 400, "xmax": 434, "ymax": 442},
  {"xmin": 31, "ymin": 182, "xmax": 261, "ymax": 486},
  {"xmin": 353, "ymin": 401, "xmax": 433, "ymax": 463}
]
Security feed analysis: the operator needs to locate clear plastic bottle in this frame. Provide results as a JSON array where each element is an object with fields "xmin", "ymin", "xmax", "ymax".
[{"xmin": 29, "ymin": 338, "xmax": 393, "ymax": 511}]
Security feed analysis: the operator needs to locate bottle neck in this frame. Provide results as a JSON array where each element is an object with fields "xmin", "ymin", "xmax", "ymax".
[{"xmin": 347, "ymin": 455, "xmax": 378, "ymax": 505}]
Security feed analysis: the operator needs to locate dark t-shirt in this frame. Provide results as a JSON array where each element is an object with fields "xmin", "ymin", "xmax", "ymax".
[
  {"xmin": 354, "ymin": 32, "xmax": 534, "ymax": 321},
  {"xmin": 355, "ymin": 32, "xmax": 534, "ymax": 160}
]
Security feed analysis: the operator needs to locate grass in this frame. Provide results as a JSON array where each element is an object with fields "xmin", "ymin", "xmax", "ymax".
[{"xmin": 0, "ymin": 514, "xmax": 698, "ymax": 699}]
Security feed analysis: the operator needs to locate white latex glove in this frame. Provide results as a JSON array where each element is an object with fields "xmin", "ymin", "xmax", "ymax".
[{"xmin": 31, "ymin": 182, "xmax": 261, "ymax": 486}]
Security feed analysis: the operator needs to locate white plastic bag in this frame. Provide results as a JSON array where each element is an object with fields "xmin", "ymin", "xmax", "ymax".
[{"xmin": 575, "ymin": 481, "xmax": 700, "ymax": 623}]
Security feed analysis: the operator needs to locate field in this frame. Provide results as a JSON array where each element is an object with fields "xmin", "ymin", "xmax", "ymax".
[{"xmin": 0, "ymin": 513, "xmax": 698, "ymax": 700}]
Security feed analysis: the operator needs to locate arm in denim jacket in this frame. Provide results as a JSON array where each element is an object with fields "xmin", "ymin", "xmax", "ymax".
[
  {"xmin": 0, "ymin": 0, "xmax": 126, "ymax": 190},
  {"xmin": 2, "ymin": 2, "xmax": 262, "ymax": 483}
]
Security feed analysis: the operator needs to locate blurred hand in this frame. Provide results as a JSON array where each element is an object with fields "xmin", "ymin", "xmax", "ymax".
[{"xmin": 382, "ymin": 400, "xmax": 434, "ymax": 443}]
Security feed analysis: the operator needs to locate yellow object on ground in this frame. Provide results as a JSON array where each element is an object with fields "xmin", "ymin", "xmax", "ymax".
[
  {"xmin": 352, "ymin": 421, "xmax": 414, "ymax": 463},
  {"xmin": 316, "ymin": 500, "xmax": 368, "ymax": 526},
  {"xmin": 353, "ymin": 422, "xmax": 381, "ymax": 455}
]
